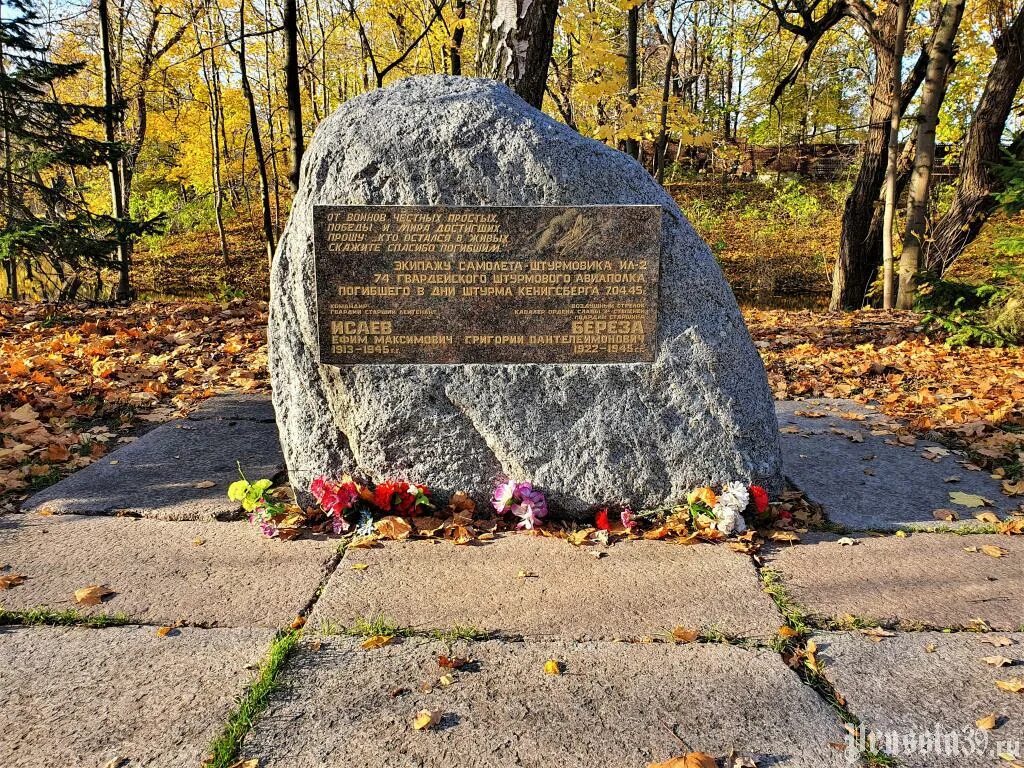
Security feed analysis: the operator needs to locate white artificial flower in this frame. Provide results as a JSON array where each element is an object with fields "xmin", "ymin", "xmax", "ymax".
[{"xmin": 712, "ymin": 481, "xmax": 750, "ymax": 534}]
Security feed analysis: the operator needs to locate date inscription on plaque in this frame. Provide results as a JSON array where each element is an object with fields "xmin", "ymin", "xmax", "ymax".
[{"xmin": 313, "ymin": 205, "xmax": 661, "ymax": 365}]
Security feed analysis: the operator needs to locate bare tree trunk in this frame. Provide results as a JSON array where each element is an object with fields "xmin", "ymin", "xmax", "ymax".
[
  {"xmin": 99, "ymin": 0, "xmax": 130, "ymax": 301},
  {"xmin": 882, "ymin": 0, "xmax": 909, "ymax": 310},
  {"xmin": 449, "ymin": 0, "xmax": 466, "ymax": 75},
  {"xmin": 897, "ymin": 0, "xmax": 965, "ymax": 308},
  {"xmin": 197, "ymin": 9, "xmax": 229, "ymax": 266},
  {"xmin": 232, "ymin": 0, "xmax": 275, "ymax": 266},
  {"xmin": 924, "ymin": 6, "xmax": 1024, "ymax": 274},
  {"xmin": 284, "ymin": 0, "xmax": 304, "ymax": 192},
  {"xmin": 0, "ymin": 38, "xmax": 18, "ymax": 300},
  {"xmin": 476, "ymin": 0, "xmax": 559, "ymax": 109},
  {"xmin": 655, "ymin": 0, "xmax": 680, "ymax": 181},
  {"xmin": 830, "ymin": 34, "xmax": 897, "ymax": 310}
]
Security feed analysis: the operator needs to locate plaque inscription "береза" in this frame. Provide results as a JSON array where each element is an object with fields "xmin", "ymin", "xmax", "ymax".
[{"xmin": 312, "ymin": 205, "xmax": 661, "ymax": 365}]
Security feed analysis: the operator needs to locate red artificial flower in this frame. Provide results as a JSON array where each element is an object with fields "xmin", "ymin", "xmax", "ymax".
[
  {"xmin": 371, "ymin": 480, "xmax": 402, "ymax": 511},
  {"xmin": 595, "ymin": 508, "xmax": 610, "ymax": 531},
  {"xmin": 749, "ymin": 485, "xmax": 770, "ymax": 515}
]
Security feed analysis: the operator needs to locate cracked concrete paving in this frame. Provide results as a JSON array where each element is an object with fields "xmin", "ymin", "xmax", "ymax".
[
  {"xmin": 5, "ymin": 393, "xmax": 1024, "ymax": 767},
  {"xmin": 0, "ymin": 624, "xmax": 273, "ymax": 767},
  {"xmin": 240, "ymin": 636, "xmax": 851, "ymax": 768},
  {"xmin": 764, "ymin": 532, "xmax": 1024, "ymax": 631},
  {"xmin": 811, "ymin": 631, "xmax": 1024, "ymax": 768},
  {"xmin": 310, "ymin": 534, "xmax": 782, "ymax": 641},
  {"xmin": 777, "ymin": 398, "xmax": 1017, "ymax": 531},
  {"xmin": 22, "ymin": 402, "xmax": 284, "ymax": 521},
  {"xmin": 0, "ymin": 513, "xmax": 337, "ymax": 627}
]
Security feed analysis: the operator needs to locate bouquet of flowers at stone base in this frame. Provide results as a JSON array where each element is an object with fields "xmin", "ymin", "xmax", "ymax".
[{"xmin": 684, "ymin": 482, "xmax": 770, "ymax": 534}]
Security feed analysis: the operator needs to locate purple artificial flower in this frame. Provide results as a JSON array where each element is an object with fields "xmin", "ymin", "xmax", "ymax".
[{"xmin": 514, "ymin": 482, "xmax": 548, "ymax": 520}]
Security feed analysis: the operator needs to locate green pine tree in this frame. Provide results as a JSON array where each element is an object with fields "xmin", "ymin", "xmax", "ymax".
[{"xmin": 0, "ymin": 0, "xmax": 137, "ymax": 300}]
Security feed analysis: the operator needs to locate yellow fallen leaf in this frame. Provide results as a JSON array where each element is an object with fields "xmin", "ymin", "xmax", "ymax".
[
  {"xmin": 0, "ymin": 573, "xmax": 27, "ymax": 589},
  {"xmin": 226, "ymin": 760, "xmax": 259, "ymax": 768},
  {"xmin": 982, "ymin": 636, "xmax": 1015, "ymax": 647},
  {"xmin": 983, "ymin": 655, "xmax": 1014, "ymax": 667},
  {"xmin": 360, "ymin": 635, "xmax": 395, "ymax": 650},
  {"xmin": 155, "ymin": 626, "xmax": 175, "ymax": 637},
  {"xmin": 74, "ymin": 584, "xmax": 114, "ymax": 606},
  {"xmin": 515, "ymin": 570, "xmax": 537, "ymax": 578},
  {"xmin": 949, "ymin": 491, "xmax": 992, "ymax": 508},
  {"xmin": 995, "ymin": 678, "xmax": 1024, "ymax": 693},
  {"xmin": 374, "ymin": 515, "xmax": 413, "ymax": 540},
  {"xmin": 778, "ymin": 626, "xmax": 799, "ymax": 639},
  {"xmin": 439, "ymin": 674, "xmax": 454, "ymax": 687},
  {"xmin": 648, "ymin": 753, "xmax": 717, "ymax": 768},
  {"xmin": 976, "ymin": 511, "xmax": 1002, "ymax": 524},
  {"xmin": 895, "ymin": 530, "xmax": 908, "ymax": 538},
  {"xmin": 412, "ymin": 709, "xmax": 440, "ymax": 730},
  {"xmin": 981, "ymin": 545, "xmax": 1010, "ymax": 558},
  {"xmin": 543, "ymin": 659, "xmax": 561, "ymax": 675},
  {"xmin": 976, "ymin": 712, "xmax": 998, "ymax": 730},
  {"xmin": 671, "ymin": 626, "xmax": 699, "ymax": 643},
  {"xmin": 924, "ymin": 642, "xmax": 937, "ymax": 653},
  {"xmin": 290, "ymin": 616, "xmax": 306, "ymax": 630},
  {"xmin": 351, "ymin": 563, "xmax": 369, "ymax": 571}
]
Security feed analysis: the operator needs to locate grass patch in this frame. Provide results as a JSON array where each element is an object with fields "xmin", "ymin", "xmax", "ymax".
[
  {"xmin": 346, "ymin": 615, "xmax": 411, "ymax": 638},
  {"xmin": 899, "ymin": 522, "xmax": 1002, "ymax": 535},
  {"xmin": 203, "ymin": 629, "xmax": 301, "ymax": 768},
  {"xmin": 343, "ymin": 617, "xmax": 490, "ymax": 643},
  {"xmin": 0, "ymin": 607, "xmax": 131, "ymax": 628}
]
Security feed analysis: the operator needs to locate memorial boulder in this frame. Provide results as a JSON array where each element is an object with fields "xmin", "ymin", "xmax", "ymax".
[{"xmin": 269, "ymin": 75, "xmax": 783, "ymax": 515}]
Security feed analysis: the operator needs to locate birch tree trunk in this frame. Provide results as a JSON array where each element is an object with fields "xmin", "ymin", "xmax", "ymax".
[
  {"xmin": 881, "ymin": 0, "xmax": 909, "ymax": 310},
  {"xmin": 897, "ymin": 0, "xmax": 965, "ymax": 308},
  {"xmin": 476, "ymin": 0, "xmax": 560, "ymax": 109},
  {"xmin": 99, "ymin": 0, "xmax": 130, "ymax": 301}
]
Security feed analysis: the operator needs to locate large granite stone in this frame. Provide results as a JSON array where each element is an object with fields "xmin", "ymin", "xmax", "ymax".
[
  {"xmin": 269, "ymin": 75, "xmax": 782, "ymax": 515},
  {"xmin": 811, "ymin": 631, "xmax": 1024, "ymax": 767},
  {"xmin": 242, "ymin": 637, "xmax": 849, "ymax": 767},
  {"xmin": 310, "ymin": 534, "xmax": 779, "ymax": 640},
  {"xmin": 0, "ymin": 513, "xmax": 336, "ymax": 627},
  {"xmin": 22, "ymin": 414, "xmax": 284, "ymax": 520},
  {"xmin": 0, "ymin": 624, "xmax": 273, "ymax": 767}
]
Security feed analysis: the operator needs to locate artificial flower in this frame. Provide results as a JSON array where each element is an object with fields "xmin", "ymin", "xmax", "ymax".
[
  {"xmin": 492, "ymin": 479, "xmax": 518, "ymax": 514},
  {"xmin": 687, "ymin": 487, "xmax": 718, "ymax": 509},
  {"xmin": 620, "ymin": 508, "xmax": 636, "ymax": 530},
  {"xmin": 514, "ymin": 499, "xmax": 544, "ymax": 530},
  {"xmin": 712, "ymin": 481, "xmax": 750, "ymax": 534},
  {"xmin": 749, "ymin": 485, "xmax": 770, "ymax": 515},
  {"xmin": 595, "ymin": 508, "xmax": 611, "ymax": 531},
  {"xmin": 491, "ymin": 480, "xmax": 548, "ymax": 529},
  {"xmin": 514, "ymin": 482, "xmax": 548, "ymax": 520}
]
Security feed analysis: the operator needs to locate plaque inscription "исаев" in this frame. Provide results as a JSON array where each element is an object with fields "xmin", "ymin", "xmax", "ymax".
[{"xmin": 313, "ymin": 205, "xmax": 661, "ymax": 364}]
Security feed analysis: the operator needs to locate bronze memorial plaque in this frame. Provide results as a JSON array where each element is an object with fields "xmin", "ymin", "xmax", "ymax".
[{"xmin": 313, "ymin": 205, "xmax": 661, "ymax": 365}]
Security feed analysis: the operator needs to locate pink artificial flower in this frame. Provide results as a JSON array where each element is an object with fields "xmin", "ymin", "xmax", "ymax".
[
  {"xmin": 492, "ymin": 479, "xmax": 518, "ymax": 514},
  {"xmin": 514, "ymin": 499, "xmax": 543, "ymax": 530},
  {"xmin": 620, "ymin": 508, "xmax": 636, "ymax": 530}
]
